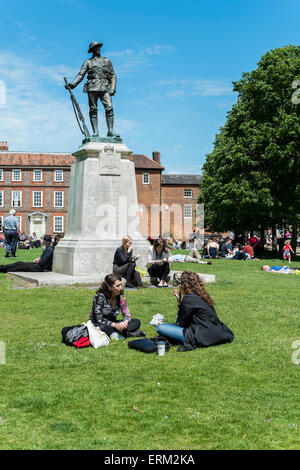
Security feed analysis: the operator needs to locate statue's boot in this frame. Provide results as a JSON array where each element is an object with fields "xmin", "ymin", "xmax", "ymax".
[
  {"xmin": 90, "ymin": 115, "xmax": 99, "ymax": 137},
  {"xmin": 106, "ymin": 110, "xmax": 119, "ymax": 138}
]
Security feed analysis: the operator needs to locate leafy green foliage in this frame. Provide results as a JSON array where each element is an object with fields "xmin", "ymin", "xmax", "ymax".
[{"xmin": 199, "ymin": 45, "xmax": 300, "ymax": 232}]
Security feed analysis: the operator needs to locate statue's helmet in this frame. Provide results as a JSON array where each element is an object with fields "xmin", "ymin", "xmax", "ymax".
[{"xmin": 88, "ymin": 41, "xmax": 103, "ymax": 53}]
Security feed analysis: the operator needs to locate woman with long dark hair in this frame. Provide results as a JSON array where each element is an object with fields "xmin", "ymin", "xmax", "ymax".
[
  {"xmin": 157, "ymin": 271, "xmax": 234, "ymax": 351},
  {"xmin": 89, "ymin": 273, "xmax": 145, "ymax": 339},
  {"xmin": 147, "ymin": 238, "xmax": 170, "ymax": 287}
]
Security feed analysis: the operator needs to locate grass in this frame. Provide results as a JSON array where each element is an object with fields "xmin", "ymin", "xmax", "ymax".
[{"xmin": 0, "ymin": 247, "xmax": 300, "ymax": 449}]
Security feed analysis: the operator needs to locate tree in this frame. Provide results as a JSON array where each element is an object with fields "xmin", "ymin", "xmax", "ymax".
[{"xmin": 199, "ymin": 45, "xmax": 300, "ymax": 245}]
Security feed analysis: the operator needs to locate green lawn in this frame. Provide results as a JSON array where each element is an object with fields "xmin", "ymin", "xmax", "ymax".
[{"xmin": 0, "ymin": 247, "xmax": 300, "ymax": 450}]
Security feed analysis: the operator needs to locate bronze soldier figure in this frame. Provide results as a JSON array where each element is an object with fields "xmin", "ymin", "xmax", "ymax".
[{"xmin": 66, "ymin": 41, "xmax": 118, "ymax": 138}]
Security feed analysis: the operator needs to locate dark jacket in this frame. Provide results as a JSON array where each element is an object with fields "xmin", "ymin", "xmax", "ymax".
[
  {"xmin": 176, "ymin": 293, "xmax": 234, "ymax": 351},
  {"xmin": 38, "ymin": 246, "xmax": 54, "ymax": 271},
  {"xmin": 113, "ymin": 246, "xmax": 133, "ymax": 267}
]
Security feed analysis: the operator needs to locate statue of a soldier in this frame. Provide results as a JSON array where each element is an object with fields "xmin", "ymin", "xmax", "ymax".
[{"xmin": 65, "ymin": 41, "xmax": 119, "ymax": 138}]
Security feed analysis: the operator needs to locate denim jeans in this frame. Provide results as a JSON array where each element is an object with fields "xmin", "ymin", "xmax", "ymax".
[{"xmin": 156, "ymin": 323, "xmax": 184, "ymax": 343}]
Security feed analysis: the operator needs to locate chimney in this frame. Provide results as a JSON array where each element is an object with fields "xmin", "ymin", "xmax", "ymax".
[
  {"xmin": 0, "ymin": 141, "xmax": 8, "ymax": 151},
  {"xmin": 152, "ymin": 151, "xmax": 161, "ymax": 165}
]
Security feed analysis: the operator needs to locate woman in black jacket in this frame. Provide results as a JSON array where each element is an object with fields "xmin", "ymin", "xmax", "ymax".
[
  {"xmin": 113, "ymin": 235, "xmax": 143, "ymax": 288},
  {"xmin": 157, "ymin": 271, "xmax": 234, "ymax": 351}
]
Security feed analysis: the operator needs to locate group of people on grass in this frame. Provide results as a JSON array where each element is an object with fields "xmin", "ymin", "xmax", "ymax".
[
  {"xmin": 86, "ymin": 270, "xmax": 234, "ymax": 351},
  {"xmin": 203, "ymin": 237, "xmax": 263, "ymax": 261}
]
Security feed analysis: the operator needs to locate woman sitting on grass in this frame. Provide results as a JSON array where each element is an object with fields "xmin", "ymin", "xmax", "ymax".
[
  {"xmin": 113, "ymin": 235, "xmax": 144, "ymax": 288},
  {"xmin": 157, "ymin": 271, "xmax": 234, "ymax": 351},
  {"xmin": 147, "ymin": 238, "xmax": 170, "ymax": 287},
  {"xmin": 89, "ymin": 273, "xmax": 145, "ymax": 340}
]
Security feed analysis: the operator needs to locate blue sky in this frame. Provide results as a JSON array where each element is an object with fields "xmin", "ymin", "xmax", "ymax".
[{"xmin": 0, "ymin": 0, "xmax": 299, "ymax": 173}]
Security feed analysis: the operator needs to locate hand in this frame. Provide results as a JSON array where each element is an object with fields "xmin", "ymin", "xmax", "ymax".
[
  {"xmin": 173, "ymin": 288, "xmax": 181, "ymax": 302},
  {"xmin": 156, "ymin": 260, "xmax": 163, "ymax": 265},
  {"xmin": 65, "ymin": 82, "xmax": 74, "ymax": 90},
  {"xmin": 33, "ymin": 258, "xmax": 40, "ymax": 264},
  {"xmin": 114, "ymin": 320, "xmax": 128, "ymax": 332},
  {"xmin": 108, "ymin": 89, "xmax": 115, "ymax": 96}
]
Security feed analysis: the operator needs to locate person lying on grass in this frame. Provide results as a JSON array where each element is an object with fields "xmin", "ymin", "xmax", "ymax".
[
  {"xmin": 169, "ymin": 248, "xmax": 212, "ymax": 265},
  {"xmin": 89, "ymin": 273, "xmax": 145, "ymax": 340},
  {"xmin": 0, "ymin": 234, "xmax": 53, "ymax": 273},
  {"xmin": 261, "ymin": 265, "xmax": 300, "ymax": 274},
  {"xmin": 156, "ymin": 271, "xmax": 234, "ymax": 351}
]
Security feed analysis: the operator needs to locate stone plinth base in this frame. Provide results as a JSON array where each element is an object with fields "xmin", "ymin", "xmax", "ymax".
[{"xmin": 53, "ymin": 140, "xmax": 149, "ymax": 276}]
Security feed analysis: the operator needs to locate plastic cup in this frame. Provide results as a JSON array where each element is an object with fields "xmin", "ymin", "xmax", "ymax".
[{"xmin": 157, "ymin": 341, "xmax": 166, "ymax": 356}]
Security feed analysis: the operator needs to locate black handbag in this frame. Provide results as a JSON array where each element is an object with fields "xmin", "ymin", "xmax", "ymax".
[{"xmin": 128, "ymin": 336, "xmax": 171, "ymax": 354}]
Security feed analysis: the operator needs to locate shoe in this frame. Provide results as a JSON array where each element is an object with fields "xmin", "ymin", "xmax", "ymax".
[
  {"xmin": 11, "ymin": 255, "xmax": 16, "ymax": 258},
  {"xmin": 126, "ymin": 330, "xmax": 146, "ymax": 338},
  {"xmin": 5, "ymin": 253, "xmax": 10, "ymax": 257},
  {"xmin": 207, "ymin": 261, "xmax": 212, "ymax": 265}
]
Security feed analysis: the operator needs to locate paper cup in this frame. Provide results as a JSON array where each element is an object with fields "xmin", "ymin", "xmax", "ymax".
[{"xmin": 157, "ymin": 341, "xmax": 166, "ymax": 356}]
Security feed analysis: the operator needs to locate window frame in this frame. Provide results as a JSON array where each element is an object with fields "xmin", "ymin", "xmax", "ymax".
[
  {"xmin": 54, "ymin": 169, "xmax": 64, "ymax": 182},
  {"xmin": 33, "ymin": 169, "xmax": 43, "ymax": 182},
  {"xmin": 184, "ymin": 188, "xmax": 193, "ymax": 198},
  {"xmin": 11, "ymin": 190, "xmax": 22, "ymax": 207},
  {"xmin": 0, "ymin": 169, "xmax": 3, "ymax": 181},
  {"xmin": 32, "ymin": 190, "xmax": 43, "ymax": 208},
  {"xmin": 12, "ymin": 169, "xmax": 21, "ymax": 182},
  {"xmin": 0, "ymin": 190, "xmax": 3, "ymax": 207},
  {"xmin": 184, "ymin": 204, "xmax": 193, "ymax": 219},
  {"xmin": 142, "ymin": 173, "xmax": 150, "ymax": 185},
  {"xmin": 0, "ymin": 215, "xmax": 3, "ymax": 232},
  {"xmin": 53, "ymin": 215, "xmax": 64, "ymax": 233},
  {"xmin": 54, "ymin": 191, "xmax": 64, "ymax": 208}
]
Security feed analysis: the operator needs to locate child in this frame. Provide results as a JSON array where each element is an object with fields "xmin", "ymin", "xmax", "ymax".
[{"xmin": 283, "ymin": 240, "xmax": 294, "ymax": 264}]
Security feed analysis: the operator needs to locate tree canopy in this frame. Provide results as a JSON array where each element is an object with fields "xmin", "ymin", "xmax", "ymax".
[{"xmin": 199, "ymin": 45, "xmax": 300, "ymax": 234}]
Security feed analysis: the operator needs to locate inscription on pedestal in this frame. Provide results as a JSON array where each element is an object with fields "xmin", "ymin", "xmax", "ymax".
[{"xmin": 99, "ymin": 145, "xmax": 121, "ymax": 175}]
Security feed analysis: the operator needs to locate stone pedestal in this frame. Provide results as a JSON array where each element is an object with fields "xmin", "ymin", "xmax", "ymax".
[{"xmin": 53, "ymin": 140, "xmax": 149, "ymax": 277}]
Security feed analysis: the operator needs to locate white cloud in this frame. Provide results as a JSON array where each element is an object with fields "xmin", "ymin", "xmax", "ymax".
[{"xmin": 157, "ymin": 79, "xmax": 234, "ymax": 97}]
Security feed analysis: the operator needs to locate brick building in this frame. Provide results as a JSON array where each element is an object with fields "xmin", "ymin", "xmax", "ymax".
[
  {"xmin": 0, "ymin": 143, "xmax": 201, "ymax": 240},
  {"xmin": 0, "ymin": 148, "xmax": 76, "ymax": 237}
]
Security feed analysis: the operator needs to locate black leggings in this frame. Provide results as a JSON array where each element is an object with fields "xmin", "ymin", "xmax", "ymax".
[
  {"xmin": 147, "ymin": 262, "xmax": 170, "ymax": 282},
  {"xmin": 113, "ymin": 262, "xmax": 142, "ymax": 286}
]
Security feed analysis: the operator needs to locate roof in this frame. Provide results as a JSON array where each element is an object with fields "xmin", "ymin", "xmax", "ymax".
[
  {"xmin": 161, "ymin": 174, "xmax": 203, "ymax": 185},
  {"xmin": 131, "ymin": 154, "xmax": 164, "ymax": 170},
  {"xmin": 0, "ymin": 152, "xmax": 76, "ymax": 167}
]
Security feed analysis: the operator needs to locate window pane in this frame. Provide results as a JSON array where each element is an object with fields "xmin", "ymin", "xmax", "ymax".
[
  {"xmin": 54, "ymin": 216, "xmax": 63, "ymax": 232},
  {"xmin": 184, "ymin": 205, "xmax": 192, "ymax": 218},
  {"xmin": 33, "ymin": 191, "xmax": 42, "ymax": 207},
  {"xmin": 54, "ymin": 170, "xmax": 63, "ymax": 182},
  {"xmin": 0, "ymin": 190, "xmax": 3, "ymax": 206},
  {"xmin": 184, "ymin": 189, "xmax": 192, "ymax": 198},
  {"xmin": 12, "ymin": 169, "xmax": 21, "ymax": 181},
  {"xmin": 33, "ymin": 169, "xmax": 42, "ymax": 181},
  {"xmin": 12, "ymin": 191, "xmax": 22, "ymax": 207},
  {"xmin": 54, "ymin": 191, "xmax": 63, "ymax": 207},
  {"xmin": 0, "ymin": 169, "xmax": 3, "ymax": 181},
  {"xmin": 143, "ymin": 173, "xmax": 150, "ymax": 184}
]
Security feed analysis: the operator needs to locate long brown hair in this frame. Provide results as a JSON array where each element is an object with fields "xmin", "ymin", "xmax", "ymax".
[
  {"xmin": 97, "ymin": 273, "xmax": 123, "ymax": 299},
  {"xmin": 180, "ymin": 271, "xmax": 215, "ymax": 306}
]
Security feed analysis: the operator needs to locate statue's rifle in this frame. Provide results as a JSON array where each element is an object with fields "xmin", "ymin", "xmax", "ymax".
[{"xmin": 64, "ymin": 77, "xmax": 90, "ymax": 138}]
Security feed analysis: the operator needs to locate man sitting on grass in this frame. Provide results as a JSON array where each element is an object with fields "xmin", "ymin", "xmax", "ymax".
[{"xmin": 0, "ymin": 234, "xmax": 53, "ymax": 273}]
